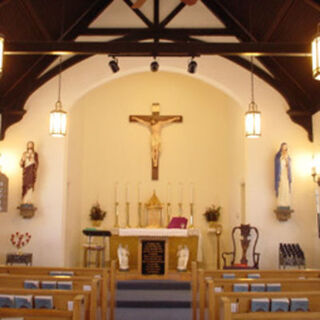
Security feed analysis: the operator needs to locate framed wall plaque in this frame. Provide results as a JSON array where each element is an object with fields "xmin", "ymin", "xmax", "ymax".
[
  {"xmin": 139, "ymin": 238, "xmax": 168, "ymax": 276},
  {"xmin": 0, "ymin": 173, "xmax": 8, "ymax": 212}
]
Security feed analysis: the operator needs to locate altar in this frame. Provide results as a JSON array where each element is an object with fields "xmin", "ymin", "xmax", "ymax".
[{"xmin": 110, "ymin": 228, "xmax": 200, "ymax": 276}]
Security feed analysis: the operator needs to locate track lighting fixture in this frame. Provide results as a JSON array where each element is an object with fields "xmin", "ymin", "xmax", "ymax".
[
  {"xmin": 312, "ymin": 23, "xmax": 320, "ymax": 80},
  {"xmin": 109, "ymin": 57, "xmax": 120, "ymax": 73},
  {"xmin": 188, "ymin": 58, "xmax": 197, "ymax": 74},
  {"xmin": 150, "ymin": 59, "xmax": 159, "ymax": 72}
]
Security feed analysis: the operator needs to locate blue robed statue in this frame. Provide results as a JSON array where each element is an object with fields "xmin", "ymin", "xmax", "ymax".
[{"xmin": 274, "ymin": 142, "xmax": 292, "ymax": 209}]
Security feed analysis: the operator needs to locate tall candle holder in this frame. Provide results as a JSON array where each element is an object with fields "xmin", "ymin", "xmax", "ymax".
[
  {"xmin": 188, "ymin": 203, "xmax": 194, "ymax": 228},
  {"xmin": 126, "ymin": 202, "xmax": 131, "ymax": 228},
  {"xmin": 178, "ymin": 202, "xmax": 183, "ymax": 217},
  {"xmin": 138, "ymin": 202, "xmax": 142, "ymax": 227},
  {"xmin": 114, "ymin": 202, "xmax": 119, "ymax": 228},
  {"xmin": 166, "ymin": 202, "xmax": 171, "ymax": 226}
]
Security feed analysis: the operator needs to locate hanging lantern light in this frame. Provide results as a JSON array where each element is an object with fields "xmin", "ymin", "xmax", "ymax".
[
  {"xmin": 0, "ymin": 34, "xmax": 4, "ymax": 77},
  {"xmin": 312, "ymin": 23, "xmax": 320, "ymax": 80},
  {"xmin": 49, "ymin": 57, "xmax": 67, "ymax": 137},
  {"xmin": 245, "ymin": 57, "xmax": 261, "ymax": 138}
]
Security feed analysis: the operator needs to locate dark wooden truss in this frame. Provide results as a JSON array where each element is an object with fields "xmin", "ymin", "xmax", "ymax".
[{"xmin": 0, "ymin": 0, "xmax": 319, "ymax": 140}]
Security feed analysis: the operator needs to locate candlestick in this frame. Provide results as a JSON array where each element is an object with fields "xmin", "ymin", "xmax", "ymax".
[
  {"xmin": 166, "ymin": 202, "xmax": 171, "ymax": 226},
  {"xmin": 166, "ymin": 182, "xmax": 171, "ymax": 203},
  {"xmin": 316, "ymin": 189, "xmax": 320, "ymax": 213},
  {"xmin": 188, "ymin": 203, "xmax": 194, "ymax": 228},
  {"xmin": 178, "ymin": 202, "xmax": 183, "ymax": 217},
  {"xmin": 137, "ymin": 182, "xmax": 141, "ymax": 203},
  {"xmin": 114, "ymin": 201, "xmax": 119, "ymax": 228},
  {"xmin": 126, "ymin": 202, "xmax": 130, "ymax": 228},
  {"xmin": 138, "ymin": 202, "xmax": 142, "ymax": 227}
]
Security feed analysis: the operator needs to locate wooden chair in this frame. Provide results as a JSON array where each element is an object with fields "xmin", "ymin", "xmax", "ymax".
[{"xmin": 222, "ymin": 224, "xmax": 260, "ymax": 269}]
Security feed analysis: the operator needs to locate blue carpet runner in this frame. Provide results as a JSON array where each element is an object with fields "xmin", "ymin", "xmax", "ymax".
[{"xmin": 115, "ymin": 279, "xmax": 192, "ymax": 320}]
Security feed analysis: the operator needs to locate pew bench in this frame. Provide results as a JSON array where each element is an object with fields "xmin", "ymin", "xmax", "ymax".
[
  {"xmin": 219, "ymin": 292, "xmax": 320, "ymax": 320},
  {"xmin": 0, "ymin": 293, "xmax": 85, "ymax": 320},
  {"xmin": 0, "ymin": 266, "xmax": 109, "ymax": 320}
]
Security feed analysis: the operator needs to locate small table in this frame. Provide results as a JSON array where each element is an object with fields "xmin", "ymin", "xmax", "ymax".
[
  {"xmin": 6, "ymin": 253, "xmax": 32, "ymax": 266},
  {"xmin": 82, "ymin": 229, "xmax": 111, "ymax": 267}
]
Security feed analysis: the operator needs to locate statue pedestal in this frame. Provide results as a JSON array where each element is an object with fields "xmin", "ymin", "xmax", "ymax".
[
  {"xmin": 274, "ymin": 208, "xmax": 294, "ymax": 221},
  {"xmin": 17, "ymin": 204, "xmax": 37, "ymax": 219}
]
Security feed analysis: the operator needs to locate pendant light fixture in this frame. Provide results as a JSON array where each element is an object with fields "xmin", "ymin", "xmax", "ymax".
[
  {"xmin": 245, "ymin": 56, "xmax": 261, "ymax": 138},
  {"xmin": 49, "ymin": 56, "xmax": 67, "ymax": 137},
  {"xmin": 0, "ymin": 34, "xmax": 4, "ymax": 77},
  {"xmin": 312, "ymin": 23, "xmax": 320, "ymax": 80}
]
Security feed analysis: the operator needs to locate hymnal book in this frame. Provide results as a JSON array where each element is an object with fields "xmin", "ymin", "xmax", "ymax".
[
  {"xmin": 14, "ymin": 295, "xmax": 33, "ymax": 309},
  {"xmin": 271, "ymin": 298, "xmax": 289, "ymax": 312},
  {"xmin": 233, "ymin": 283, "xmax": 249, "ymax": 292},
  {"xmin": 247, "ymin": 273, "xmax": 261, "ymax": 279},
  {"xmin": 0, "ymin": 294, "xmax": 14, "ymax": 308},
  {"xmin": 49, "ymin": 270, "xmax": 74, "ymax": 276},
  {"xmin": 214, "ymin": 286, "xmax": 223, "ymax": 292},
  {"xmin": 167, "ymin": 217, "xmax": 188, "ymax": 229},
  {"xmin": 34, "ymin": 295, "xmax": 53, "ymax": 309},
  {"xmin": 251, "ymin": 283, "xmax": 265, "ymax": 292},
  {"xmin": 41, "ymin": 280, "xmax": 57, "ymax": 289},
  {"xmin": 266, "ymin": 283, "xmax": 281, "ymax": 292},
  {"xmin": 290, "ymin": 297, "xmax": 309, "ymax": 312},
  {"xmin": 251, "ymin": 298, "xmax": 269, "ymax": 312},
  {"xmin": 222, "ymin": 273, "xmax": 235, "ymax": 279},
  {"xmin": 57, "ymin": 281, "xmax": 73, "ymax": 290},
  {"xmin": 24, "ymin": 280, "xmax": 40, "ymax": 289}
]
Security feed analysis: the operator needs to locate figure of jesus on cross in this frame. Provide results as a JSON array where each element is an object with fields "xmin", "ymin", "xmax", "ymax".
[{"xmin": 129, "ymin": 103, "xmax": 183, "ymax": 180}]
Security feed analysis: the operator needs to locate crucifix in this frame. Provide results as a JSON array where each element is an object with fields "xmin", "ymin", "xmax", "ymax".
[{"xmin": 129, "ymin": 103, "xmax": 183, "ymax": 180}]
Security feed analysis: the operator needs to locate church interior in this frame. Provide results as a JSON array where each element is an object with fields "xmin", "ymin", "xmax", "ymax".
[{"xmin": 0, "ymin": 0, "xmax": 320, "ymax": 319}]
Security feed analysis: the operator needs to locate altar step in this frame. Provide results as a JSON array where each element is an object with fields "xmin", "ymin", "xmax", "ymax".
[{"xmin": 115, "ymin": 280, "xmax": 192, "ymax": 320}]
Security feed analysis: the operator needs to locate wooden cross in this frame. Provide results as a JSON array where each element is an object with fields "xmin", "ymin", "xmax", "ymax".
[{"xmin": 129, "ymin": 103, "xmax": 183, "ymax": 180}]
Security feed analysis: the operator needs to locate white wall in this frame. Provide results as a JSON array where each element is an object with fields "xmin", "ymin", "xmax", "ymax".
[{"xmin": 0, "ymin": 55, "xmax": 317, "ymax": 269}]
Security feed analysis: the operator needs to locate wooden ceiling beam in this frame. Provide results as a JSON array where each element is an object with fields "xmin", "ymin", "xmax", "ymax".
[
  {"xmin": 263, "ymin": 0, "xmax": 295, "ymax": 41},
  {"xmin": 159, "ymin": 2, "xmax": 186, "ymax": 28},
  {"xmin": 81, "ymin": 27, "xmax": 233, "ymax": 36},
  {"xmin": 123, "ymin": 0, "xmax": 153, "ymax": 28},
  {"xmin": 4, "ymin": 41, "xmax": 311, "ymax": 56}
]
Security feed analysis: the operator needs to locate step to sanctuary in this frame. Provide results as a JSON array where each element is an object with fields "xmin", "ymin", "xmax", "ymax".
[{"xmin": 115, "ymin": 279, "xmax": 192, "ymax": 320}]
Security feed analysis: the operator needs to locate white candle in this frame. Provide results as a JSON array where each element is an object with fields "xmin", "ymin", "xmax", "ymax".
[
  {"xmin": 190, "ymin": 183, "xmax": 195, "ymax": 203},
  {"xmin": 179, "ymin": 183, "xmax": 183, "ymax": 203},
  {"xmin": 115, "ymin": 182, "xmax": 119, "ymax": 203},
  {"xmin": 125, "ymin": 183, "xmax": 130, "ymax": 202},
  {"xmin": 137, "ymin": 182, "xmax": 141, "ymax": 202},
  {"xmin": 316, "ymin": 189, "xmax": 320, "ymax": 213},
  {"xmin": 167, "ymin": 182, "xmax": 171, "ymax": 203}
]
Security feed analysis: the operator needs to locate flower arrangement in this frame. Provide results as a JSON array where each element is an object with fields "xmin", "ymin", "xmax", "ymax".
[
  {"xmin": 10, "ymin": 232, "xmax": 31, "ymax": 252},
  {"xmin": 203, "ymin": 205, "xmax": 221, "ymax": 222},
  {"xmin": 89, "ymin": 203, "xmax": 107, "ymax": 221}
]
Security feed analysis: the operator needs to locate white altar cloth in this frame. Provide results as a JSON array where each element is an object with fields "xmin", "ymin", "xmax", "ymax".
[{"xmin": 114, "ymin": 228, "xmax": 200, "ymax": 237}]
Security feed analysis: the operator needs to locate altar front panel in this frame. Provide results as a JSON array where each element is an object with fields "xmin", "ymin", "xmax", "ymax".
[{"xmin": 110, "ymin": 228, "xmax": 199, "ymax": 272}]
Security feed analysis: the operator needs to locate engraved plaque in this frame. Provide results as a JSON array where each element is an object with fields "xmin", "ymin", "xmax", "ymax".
[
  {"xmin": 141, "ymin": 240, "xmax": 166, "ymax": 275},
  {"xmin": 0, "ymin": 173, "xmax": 8, "ymax": 212}
]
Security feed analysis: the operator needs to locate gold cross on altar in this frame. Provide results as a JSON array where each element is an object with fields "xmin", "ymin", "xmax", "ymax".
[{"xmin": 129, "ymin": 103, "xmax": 183, "ymax": 180}]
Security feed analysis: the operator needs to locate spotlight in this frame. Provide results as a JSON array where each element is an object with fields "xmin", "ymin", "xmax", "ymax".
[
  {"xmin": 188, "ymin": 59, "xmax": 197, "ymax": 74},
  {"xmin": 109, "ymin": 57, "xmax": 120, "ymax": 73},
  {"xmin": 150, "ymin": 59, "xmax": 159, "ymax": 72}
]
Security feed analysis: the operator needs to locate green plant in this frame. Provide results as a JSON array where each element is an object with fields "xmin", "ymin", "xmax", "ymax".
[
  {"xmin": 89, "ymin": 203, "xmax": 106, "ymax": 221},
  {"xmin": 203, "ymin": 205, "xmax": 221, "ymax": 222}
]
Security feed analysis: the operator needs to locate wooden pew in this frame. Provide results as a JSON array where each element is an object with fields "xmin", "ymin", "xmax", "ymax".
[
  {"xmin": 0, "ymin": 265, "xmax": 108, "ymax": 320},
  {"xmin": 207, "ymin": 280, "xmax": 320, "ymax": 320},
  {"xmin": 218, "ymin": 292, "xmax": 320, "ymax": 320},
  {"xmin": 0, "ymin": 289, "xmax": 89, "ymax": 320},
  {"xmin": 0, "ymin": 275, "xmax": 99, "ymax": 320},
  {"xmin": 190, "ymin": 261, "xmax": 320, "ymax": 320}
]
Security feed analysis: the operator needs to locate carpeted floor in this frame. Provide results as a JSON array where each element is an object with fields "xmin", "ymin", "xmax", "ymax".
[{"xmin": 115, "ymin": 279, "xmax": 192, "ymax": 320}]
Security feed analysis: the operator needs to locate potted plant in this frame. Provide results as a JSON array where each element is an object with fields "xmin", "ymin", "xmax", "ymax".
[
  {"xmin": 89, "ymin": 203, "xmax": 106, "ymax": 227},
  {"xmin": 203, "ymin": 205, "xmax": 221, "ymax": 227}
]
